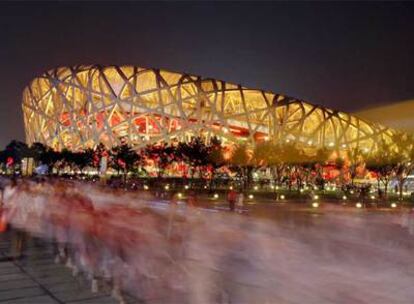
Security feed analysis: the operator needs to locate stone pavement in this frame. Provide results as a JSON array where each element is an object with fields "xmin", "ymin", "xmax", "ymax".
[{"xmin": 0, "ymin": 231, "xmax": 141, "ymax": 304}]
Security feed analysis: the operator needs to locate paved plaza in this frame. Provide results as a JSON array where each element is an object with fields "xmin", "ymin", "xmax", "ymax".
[
  {"xmin": 0, "ymin": 231, "xmax": 141, "ymax": 304},
  {"xmin": 1, "ymin": 200, "xmax": 414, "ymax": 303}
]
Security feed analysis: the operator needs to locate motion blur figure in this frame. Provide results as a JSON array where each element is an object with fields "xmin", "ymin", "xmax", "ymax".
[{"xmin": 3, "ymin": 179, "xmax": 414, "ymax": 303}]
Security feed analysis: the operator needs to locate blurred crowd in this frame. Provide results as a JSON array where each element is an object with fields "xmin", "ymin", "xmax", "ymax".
[
  {"xmin": 0, "ymin": 178, "xmax": 274, "ymax": 303},
  {"xmin": 2, "ymin": 178, "xmax": 414, "ymax": 303}
]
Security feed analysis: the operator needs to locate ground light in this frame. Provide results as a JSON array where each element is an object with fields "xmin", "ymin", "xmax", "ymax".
[
  {"xmin": 164, "ymin": 185, "xmax": 170, "ymax": 190},
  {"xmin": 184, "ymin": 185, "xmax": 189, "ymax": 190},
  {"xmin": 391, "ymin": 202, "xmax": 397, "ymax": 208},
  {"xmin": 143, "ymin": 185, "xmax": 149, "ymax": 190},
  {"xmin": 280, "ymin": 194, "xmax": 285, "ymax": 200},
  {"xmin": 213, "ymin": 193, "xmax": 219, "ymax": 199},
  {"xmin": 342, "ymin": 195, "xmax": 347, "ymax": 200},
  {"xmin": 300, "ymin": 189, "xmax": 304, "ymax": 193},
  {"xmin": 254, "ymin": 186, "xmax": 258, "ymax": 191},
  {"xmin": 229, "ymin": 186, "xmax": 233, "ymax": 190},
  {"xmin": 313, "ymin": 195, "xmax": 319, "ymax": 200},
  {"xmin": 248, "ymin": 194, "xmax": 254, "ymax": 199},
  {"xmin": 178, "ymin": 193, "xmax": 183, "ymax": 198},
  {"xmin": 370, "ymin": 195, "xmax": 375, "ymax": 200},
  {"xmin": 356, "ymin": 202, "xmax": 362, "ymax": 208},
  {"xmin": 312, "ymin": 202, "xmax": 319, "ymax": 208}
]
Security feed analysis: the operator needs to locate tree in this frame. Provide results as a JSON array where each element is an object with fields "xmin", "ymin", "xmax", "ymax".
[
  {"xmin": 282, "ymin": 144, "xmax": 305, "ymax": 191},
  {"xmin": 30, "ymin": 142, "xmax": 48, "ymax": 163},
  {"xmin": 60, "ymin": 149, "xmax": 76, "ymax": 172},
  {"xmin": 391, "ymin": 133, "xmax": 414, "ymax": 200},
  {"xmin": 365, "ymin": 140, "xmax": 402, "ymax": 199},
  {"xmin": 39, "ymin": 147, "xmax": 62, "ymax": 174},
  {"xmin": 347, "ymin": 147, "xmax": 364, "ymax": 186},
  {"xmin": 206, "ymin": 137, "xmax": 225, "ymax": 189},
  {"xmin": 145, "ymin": 143, "xmax": 177, "ymax": 178},
  {"xmin": 178, "ymin": 137, "xmax": 210, "ymax": 179},
  {"xmin": 230, "ymin": 144, "xmax": 254, "ymax": 189},
  {"xmin": 111, "ymin": 144, "xmax": 140, "ymax": 182},
  {"xmin": 334, "ymin": 156, "xmax": 346, "ymax": 185},
  {"xmin": 253, "ymin": 142, "xmax": 286, "ymax": 187},
  {"xmin": 72, "ymin": 149, "xmax": 95, "ymax": 174},
  {"xmin": 4, "ymin": 140, "xmax": 31, "ymax": 174}
]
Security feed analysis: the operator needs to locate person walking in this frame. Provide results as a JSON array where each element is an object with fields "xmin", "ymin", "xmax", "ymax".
[
  {"xmin": 227, "ymin": 189, "xmax": 237, "ymax": 212},
  {"xmin": 236, "ymin": 192, "xmax": 244, "ymax": 214}
]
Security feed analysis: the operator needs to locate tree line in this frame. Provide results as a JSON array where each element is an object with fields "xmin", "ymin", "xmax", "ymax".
[{"xmin": 1, "ymin": 132, "xmax": 414, "ymax": 200}]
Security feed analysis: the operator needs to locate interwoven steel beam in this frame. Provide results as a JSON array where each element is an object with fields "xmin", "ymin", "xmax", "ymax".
[{"xmin": 22, "ymin": 65, "xmax": 395, "ymax": 152}]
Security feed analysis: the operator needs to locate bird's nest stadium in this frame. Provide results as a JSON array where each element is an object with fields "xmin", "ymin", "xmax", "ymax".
[{"xmin": 22, "ymin": 65, "xmax": 396, "ymax": 152}]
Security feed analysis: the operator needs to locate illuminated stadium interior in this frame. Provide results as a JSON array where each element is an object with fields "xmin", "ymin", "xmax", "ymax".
[{"xmin": 23, "ymin": 65, "xmax": 396, "ymax": 151}]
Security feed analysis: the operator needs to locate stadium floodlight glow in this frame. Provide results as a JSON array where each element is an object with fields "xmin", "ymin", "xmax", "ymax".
[{"xmin": 23, "ymin": 65, "xmax": 397, "ymax": 151}]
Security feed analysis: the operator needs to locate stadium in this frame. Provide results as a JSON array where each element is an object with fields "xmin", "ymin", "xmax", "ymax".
[{"xmin": 22, "ymin": 65, "xmax": 396, "ymax": 151}]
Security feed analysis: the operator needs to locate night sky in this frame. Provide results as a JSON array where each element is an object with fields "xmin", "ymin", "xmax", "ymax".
[{"xmin": 1, "ymin": 2, "xmax": 414, "ymax": 148}]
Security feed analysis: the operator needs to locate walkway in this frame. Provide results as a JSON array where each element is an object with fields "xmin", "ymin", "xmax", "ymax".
[{"xmin": 0, "ymin": 231, "xmax": 140, "ymax": 304}]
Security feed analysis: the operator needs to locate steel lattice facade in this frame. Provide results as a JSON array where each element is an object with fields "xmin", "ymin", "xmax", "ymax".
[{"xmin": 22, "ymin": 65, "xmax": 395, "ymax": 151}]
